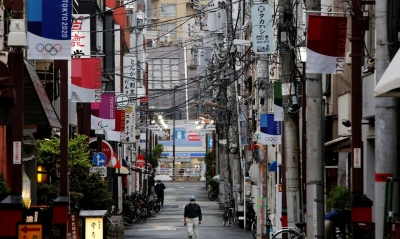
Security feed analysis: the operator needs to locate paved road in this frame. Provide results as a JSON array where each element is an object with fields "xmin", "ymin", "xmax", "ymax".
[{"xmin": 123, "ymin": 181, "xmax": 253, "ymax": 239}]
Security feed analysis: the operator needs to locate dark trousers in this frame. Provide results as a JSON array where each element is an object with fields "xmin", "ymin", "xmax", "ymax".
[{"xmin": 157, "ymin": 193, "xmax": 164, "ymax": 206}]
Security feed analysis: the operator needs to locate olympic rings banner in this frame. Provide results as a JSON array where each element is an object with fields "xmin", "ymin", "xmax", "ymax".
[
  {"xmin": 27, "ymin": 0, "xmax": 72, "ymax": 59},
  {"xmin": 259, "ymin": 113, "xmax": 282, "ymax": 145}
]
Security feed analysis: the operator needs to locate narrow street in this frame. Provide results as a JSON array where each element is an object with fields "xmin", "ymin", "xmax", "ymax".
[{"xmin": 124, "ymin": 181, "xmax": 252, "ymax": 239}]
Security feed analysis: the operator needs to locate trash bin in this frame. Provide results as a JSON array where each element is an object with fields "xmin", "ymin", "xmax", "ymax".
[{"xmin": 353, "ymin": 222, "xmax": 375, "ymax": 239}]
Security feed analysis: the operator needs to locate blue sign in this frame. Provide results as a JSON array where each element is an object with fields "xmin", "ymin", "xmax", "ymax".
[
  {"xmin": 93, "ymin": 152, "xmax": 107, "ymax": 166},
  {"xmin": 27, "ymin": 0, "xmax": 73, "ymax": 59}
]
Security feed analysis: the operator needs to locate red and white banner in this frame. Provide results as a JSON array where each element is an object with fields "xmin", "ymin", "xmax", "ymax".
[
  {"xmin": 103, "ymin": 109, "xmax": 125, "ymax": 141},
  {"xmin": 105, "ymin": 151, "xmax": 121, "ymax": 168},
  {"xmin": 71, "ymin": 58, "xmax": 102, "ymax": 102},
  {"xmin": 306, "ymin": 15, "xmax": 347, "ymax": 74}
]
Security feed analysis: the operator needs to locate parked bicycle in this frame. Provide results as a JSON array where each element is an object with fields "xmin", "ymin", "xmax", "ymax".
[
  {"xmin": 148, "ymin": 194, "xmax": 162, "ymax": 213},
  {"xmin": 251, "ymin": 210, "xmax": 272, "ymax": 239},
  {"xmin": 223, "ymin": 200, "xmax": 236, "ymax": 227},
  {"xmin": 208, "ymin": 185, "xmax": 219, "ymax": 201},
  {"xmin": 272, "ymin": 222, "xmax": 306, "ymax": 239},
  {"xmin": 335, "ymin": 230, "xmax": 353, "ymax": 239}
]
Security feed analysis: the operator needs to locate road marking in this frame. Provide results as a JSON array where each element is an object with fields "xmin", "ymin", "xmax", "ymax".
[{"xmin": 138, "ymin": 226, "xmax": 177, "ymax": 231}]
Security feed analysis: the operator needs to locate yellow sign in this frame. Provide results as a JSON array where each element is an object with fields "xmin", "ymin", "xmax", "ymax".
[
  {"xmin": 85, "ymin": 217, "xmax": 103, "ymax": 239},
  {"xmin": 18, "ymin": 223, "xmax": 42, "ymax": 239}
]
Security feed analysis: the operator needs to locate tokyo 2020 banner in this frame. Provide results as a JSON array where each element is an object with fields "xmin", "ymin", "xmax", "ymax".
[
  {"xmin": 306, "ymin": 15, "xmax": 347, "ymax": 74},
  {"xmin": 27, "ymin": 0, "xmax": 72, "ymax": 59}
]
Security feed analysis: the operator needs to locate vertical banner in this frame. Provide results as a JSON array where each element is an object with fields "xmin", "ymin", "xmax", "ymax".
[
  {"xmin": 260, "ymin": 114, "xmax": 281, "ymax": 145},
  {"xmin": 27, "ymin": 0, "xmax": 72, "ymax": 59},
  {"xmin": 140, "ymin": 97, "xmax": 148, "ymax": 129},
  {"xmin": 306, "ymin": 15, "xmax": 347, "ymax": 74},
  {"xmin": 123, "ymin": 56, "xmax": 137, "ymax": 96},
  {"xmin": 99, "ymin": 94, "xmax": 115, "ymax": 119},
  {"xmin": 122, "ymin": 106, "xmax": 135, "ymax": 143},
  {"xmin": 71, "ymin": 14, "xmax": 91, "ymax": 57},
  {"xmin": 240, "ymin": 105, "xmax": 248, "ymax": 145},
  {"xmin": 67, "ymin": 213, "xmax": 80, "ymax": 239},
  {"xmin": 140, "ymin": 129, "xmax": 146, "ymax": 150},
  {"xmin": 13, "ymin": 141, "xmax": 21, "ymax": 164},
  {"xmin": 91, "ymin": 94, "xmax": 116, "ymax": 130},
  {"xmin": 251, "ymin": 4, "xmax": 273, "ymax": 54},
  {"xmin": 115, "ymin": 109, "xmax": 126, "ymax": 132},
  {"xmin": 273, "ymin": 82, "xmax": 283, "ymax": 121},
  {"xmin": 71, "ymin": 58, "xmax": 102, "ymax": 102}
]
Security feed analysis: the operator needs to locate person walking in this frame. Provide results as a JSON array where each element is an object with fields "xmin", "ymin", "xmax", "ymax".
[
  {"xmin": 184, "ymin": 195, "xmax": 202, "ymax": 239},
  {"xmin": 155, "ymin": 180, "xmax": 166, "ymax": 207}
]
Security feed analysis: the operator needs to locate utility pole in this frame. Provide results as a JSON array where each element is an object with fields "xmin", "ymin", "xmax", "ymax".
[
  {"xmin": 173, "ymin": 87, "xmax": 176, "ymax": 180},
  {"xmin": 304, "ymin": 1, "xmax": 324, "ymax": 238},
  {"xmin": 219, "ymin": 81, "xmax": 230, "ymax": 210},
  {"xmin": 375, "ymin": 1, "xmax": 398, "ymax": 237},
  {"xmin": 255, "ymin": 55, "xmax": 269, "ymax": 238},
  {"xmin": 278, "ymin": 0, "xmax": 301, "ymax": 230}
]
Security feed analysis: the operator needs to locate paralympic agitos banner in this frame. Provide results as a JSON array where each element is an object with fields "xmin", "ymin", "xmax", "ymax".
[
  {"xmin": 27, "ymin": 0, "xmax": 72, "ymax": 59},
  {"xmin": 90, "ymin": 94, "xmax": 125, "ymax": 131},
  {"xmin": 306, "ymin": 15, "xmax": 347, "ymax": 74}
]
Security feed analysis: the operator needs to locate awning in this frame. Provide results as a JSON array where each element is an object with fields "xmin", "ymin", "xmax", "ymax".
[
  {"xmin": 24, "ymin": 60, "xmax": 61, "ymax": 127},
  {"xmin": 374, "ymin": 50, "xmax": 400, "ymax": 97},
  {"xmin": 0, "ymin": 60, "xmax": 61, "ymax": 127},
  {"xmin": 269, "ymin": 160, "xmax": 277, "ymax": 172},
  {"xmin": 115, "ymin": 166, "xmax": 129, "ymax": 175},
  {"xmin": 325, "ymin": 136, "xmax": 351, "ymax": 152}
]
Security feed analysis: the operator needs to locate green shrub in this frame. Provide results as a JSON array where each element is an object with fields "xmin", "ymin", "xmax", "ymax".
[
  {"xmin": 0, "ymin": 173, "xmax": 10, "ymax": 201},
  {"xmin": 326, "ymin": 185, "xmax": 350, "ymax": 210}
]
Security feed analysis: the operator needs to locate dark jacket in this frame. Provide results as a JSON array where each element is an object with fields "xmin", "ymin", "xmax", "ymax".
[
  {"xmin": 325, "ymin": 210, "xmax": 349, "ymax": 233},
  {"xmin": 155, "ymin": 182, "xmax": 166, "ymax": 194},
  {"xmin": 184, "ymin": 203, "xmax": 202, "ymax": 221}
]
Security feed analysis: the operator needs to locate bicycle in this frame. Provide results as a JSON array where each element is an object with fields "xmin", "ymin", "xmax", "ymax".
[
  {"xmin": 251, "ymin": 210, "xmax": 272, "ymax": 239},
  {"xmin": 223, "ymin": 201, "xmax": 236, "ymax": 227},
  {"xmin": 272, "ymin": 222, "xmax": 306, "ymax": 239},
  {"xmin": 335, "ymin": 230, "xmax": 353, "ymax": 239},
  {"xmin": 208, "ymin": 186, "xmax": 219, "ymax": 201}
]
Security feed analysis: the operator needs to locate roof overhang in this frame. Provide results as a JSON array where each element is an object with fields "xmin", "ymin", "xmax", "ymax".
[
  {"xmin": 325, "ymin": 136, "xmax": 351, "ymax": 152},
  {"xmin": 374, "ymin": 49, "xmax": 400, "ymax": 97},
  {"xmin": 0, "ymin": 60, "xmax": 61, "ymax": 127}
]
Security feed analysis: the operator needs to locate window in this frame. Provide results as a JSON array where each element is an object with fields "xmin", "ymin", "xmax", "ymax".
[
  {"xmin": 153, "ymin": 62, "xmax": 162, "ymax": 89},
  {"xmin": 160, "ymin": 4, "xmax": 176, "ymax": 17},
  {"xmin": 148, "ymin": 64, "xmax": 152, "ymax": 90},
  {"xmin": 149, "ymin": 58, "xmax": 180, "ymax": 89},
  {"xmin": 161, "ymin": 23, "xmax": 176, "ymax": 36}
]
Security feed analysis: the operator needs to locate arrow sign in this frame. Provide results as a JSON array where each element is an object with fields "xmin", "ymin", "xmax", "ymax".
[
  {"xmin": 21, "ymin": 225, "xmax": 41, "ymax": 234},
  {"xmin": 18, "ymin": 223, "xmax": 43, "ymax": 239},
  {"xmin": 93, "ymin": 152, "xmax": 107, "ymax": 166}
]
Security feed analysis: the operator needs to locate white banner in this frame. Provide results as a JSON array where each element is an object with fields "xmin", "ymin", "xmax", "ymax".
[
  {"xmin": 123, "ymin": 55, "xmax": 137, "ymax": 96},
  {"xmin": 122, "ymin": 105, "xmax": 136, "ymax": 143},
  {"xmin": 71, "ymin": 14, "xmax": 91, "ymax": 57}
]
